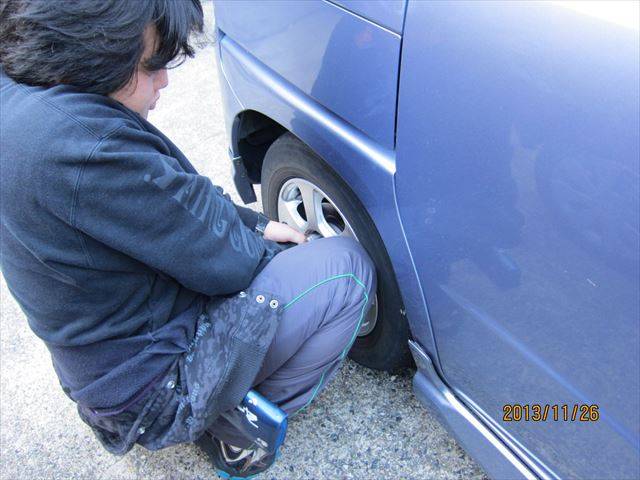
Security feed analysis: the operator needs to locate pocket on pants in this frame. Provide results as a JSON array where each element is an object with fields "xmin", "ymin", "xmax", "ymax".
[{"xmin": 181, "ymin": 285, "xmax": 283, "ymax": 429}]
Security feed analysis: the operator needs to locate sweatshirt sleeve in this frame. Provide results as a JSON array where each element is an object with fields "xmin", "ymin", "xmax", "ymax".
[
  {"xmin": 213, "ymin": 185, "xmax": 261, "ymax": 231},
  {"xmin": 73, "ymin": 124, "xmax": 280, "ymax": 296}
]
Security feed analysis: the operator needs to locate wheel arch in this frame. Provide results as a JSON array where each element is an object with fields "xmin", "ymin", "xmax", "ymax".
[
  {"xmin": 231, "ymin": 110, "xmax": 287, "ymax": 185},
  {"xmin": 231, "ymin": 110, "xmax": 361, "ymax": 197}
]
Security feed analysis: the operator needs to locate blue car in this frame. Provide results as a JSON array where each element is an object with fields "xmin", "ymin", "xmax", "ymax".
[{"xmin": 213, "ymin": 1, "xmax": 639, "ymax": 478}]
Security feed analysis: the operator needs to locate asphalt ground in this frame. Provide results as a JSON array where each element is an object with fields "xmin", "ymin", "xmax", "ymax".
[{"xmin": 0, "ymin": 3, "xmax": 487, "ymax": 479}]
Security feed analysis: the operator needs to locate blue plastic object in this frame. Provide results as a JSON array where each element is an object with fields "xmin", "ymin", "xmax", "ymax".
[
  {"xmin": 221, "ymin": 390, "xmax": 288, "ymax": 457},
  {"xmin": 215, "ymin": 470, "xmax": 257, "ymax": 480}
]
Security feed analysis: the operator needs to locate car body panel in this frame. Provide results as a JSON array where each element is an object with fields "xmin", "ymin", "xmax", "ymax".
[
  {"xmin": 215, "ymin": 0, "xmax": 401, "ymax": 149},
  {"xmin": 328, "ymin": 0, "xmax": 407, "ymax": 34},
  {"xmin": 214, "ymin": 0, "xmax": 640, "ymax": 478},
  {"xmin": 395, "ymin": 2, "xmax": 639, "ymax": 478}
]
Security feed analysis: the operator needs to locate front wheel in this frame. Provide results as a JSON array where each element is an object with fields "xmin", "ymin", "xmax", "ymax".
[{"xmin": 260, "ymin": 132, "xmax": 412, "ymax": 371}]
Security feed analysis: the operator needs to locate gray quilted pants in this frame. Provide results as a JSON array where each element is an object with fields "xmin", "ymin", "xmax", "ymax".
[{"xmin": 208, "ymin": 235, "xmax": 377, "ymax": 447}]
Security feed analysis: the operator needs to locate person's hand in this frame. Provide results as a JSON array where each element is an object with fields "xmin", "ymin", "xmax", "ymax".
[{"xmin": 263, "ymin": 220, "xmax": 308, "ymax": 244}]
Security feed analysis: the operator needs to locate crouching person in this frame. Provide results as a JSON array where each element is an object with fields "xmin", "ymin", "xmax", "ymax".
[{"xmin": 0, "ymin": 0, "xmax": 377, "ymax": 477}]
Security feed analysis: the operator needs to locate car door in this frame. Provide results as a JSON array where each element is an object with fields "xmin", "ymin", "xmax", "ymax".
[{"xmin": 395, "ymin": 2, "xmax": 639, "ymax": 478}]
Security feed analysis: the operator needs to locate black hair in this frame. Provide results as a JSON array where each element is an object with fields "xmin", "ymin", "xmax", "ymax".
[{"xmin": 0, "ymin": 0, "xmax": 203, "ymax": 95}]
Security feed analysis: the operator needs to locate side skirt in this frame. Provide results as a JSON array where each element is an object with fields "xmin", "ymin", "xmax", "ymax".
[{"xmin": 408, "ymin": 340, "xmax": 540, "ymax": 480}]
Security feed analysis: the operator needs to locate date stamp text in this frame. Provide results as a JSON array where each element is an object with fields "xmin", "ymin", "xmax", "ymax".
[{"xmin": 502, "ymin": 404, "xmax": 600, "ymax": 422}]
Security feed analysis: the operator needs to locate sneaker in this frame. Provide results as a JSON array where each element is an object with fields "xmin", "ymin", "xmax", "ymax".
[{"xmin": 194, "ymin": 433, "xmax": 279, "ymax": 479}]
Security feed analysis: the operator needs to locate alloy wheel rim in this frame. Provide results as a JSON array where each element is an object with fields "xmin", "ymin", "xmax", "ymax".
[{"xmin": 276, "ymin": 177, "xmax": 378, "ymax": 337}]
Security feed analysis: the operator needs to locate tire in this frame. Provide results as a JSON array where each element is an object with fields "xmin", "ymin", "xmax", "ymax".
[{"xmin": 260, "ymin": 132, "xmax": 412, "ymax": 371}]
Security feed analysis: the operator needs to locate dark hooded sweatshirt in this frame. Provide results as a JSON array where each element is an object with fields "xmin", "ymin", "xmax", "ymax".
[{"xmin": 0, "ymin": 66, "xmax": 283, "ymax": 409}]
